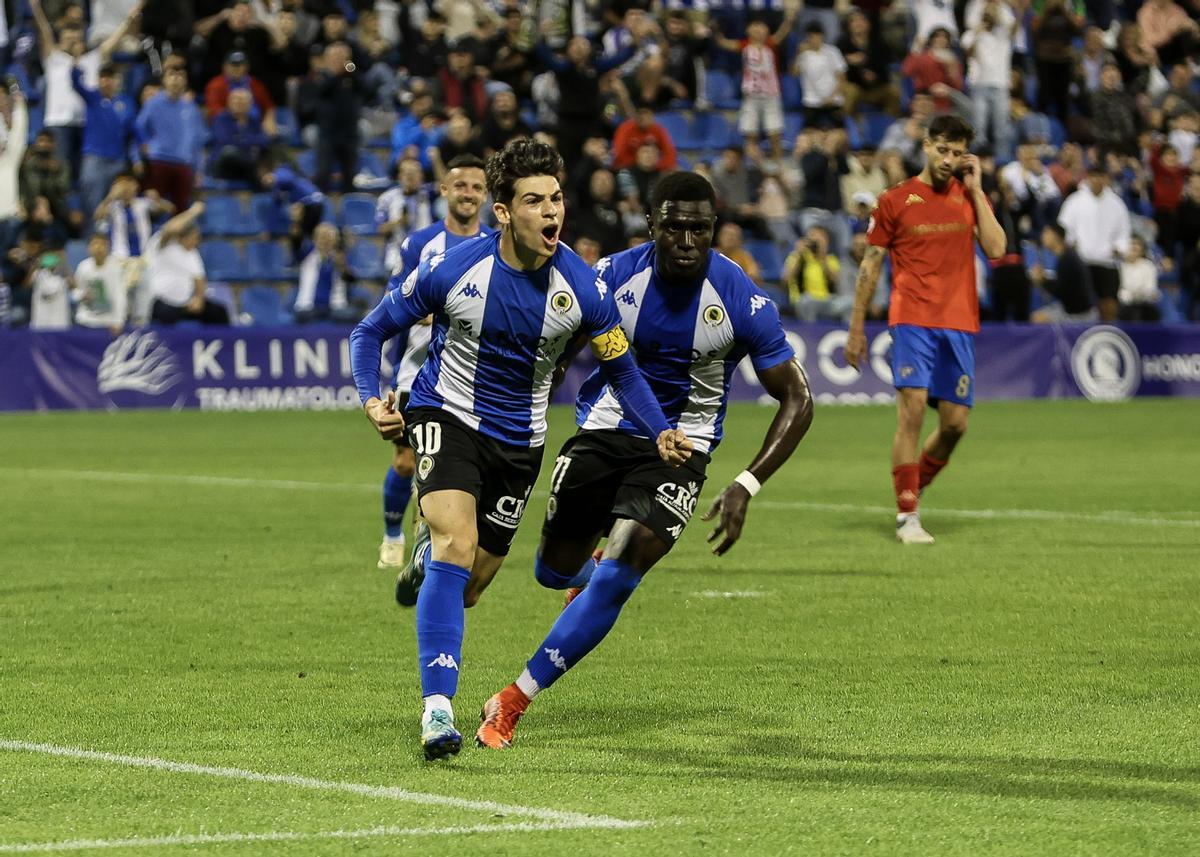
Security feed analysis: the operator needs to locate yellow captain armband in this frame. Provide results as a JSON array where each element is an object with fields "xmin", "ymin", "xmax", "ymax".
[{"xmin": 590, "ymin": 326, "xmax": 630, "ymax": 361}]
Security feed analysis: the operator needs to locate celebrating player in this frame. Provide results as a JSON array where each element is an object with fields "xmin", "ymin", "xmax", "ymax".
[
  {"xmin": 376, "ymin": 155, "xmax": 494, "ymax": 573},
  {"xmin": 474, "ymin": 172, "xmax": 814, "ymax": 750},
  {"xmin": 349, "ymin": 139, "xmax": 691, "ymax": 760},
  {"xmin": 844, "ymin": 115, "xmax": 1005, "ymax": 544}
]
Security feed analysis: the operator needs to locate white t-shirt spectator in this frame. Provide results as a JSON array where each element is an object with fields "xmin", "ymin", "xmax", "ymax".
[
  {"xmin": 962, "ymin": 10, "xmax": 1014, "ymax": 88},
  {"xmin": 30, "ymin": 270, "xmax": 72, "ymax": 330},
  {"xmin": 999, "ymin": 160, "xmax": 1062, "ymax": 203},
  {"xmin": 73, "ymin": 256, "xmax": 128, "ymax": 328},
  {"xmin": 796, "ymin": 44, "xmax": 847, "ymax": 107},
  {"xmin": 44, "ymin": 50, "xmax": 101, "ymax": 128},
  {"xmin": 1058, "ymin": 186, "xmax": 1132, "ymax": 267},
  {"xmin": 965, "ymin": 0, "xmax": 1026, "ymax": 52},
  {"xmin": 912, "ymin": 0, "xmax": 959, "ymax": 44},
  {"xmin": 1119, "ymin": 257, "xmax": 1161, "ymax": 305},
  {"xmin": 1169, "ymin": 128, "xmax": 1198, "ymax": 165},
  {"xmin": 147, "ymin": 237, "xmax": 205, "ymax": 307}
]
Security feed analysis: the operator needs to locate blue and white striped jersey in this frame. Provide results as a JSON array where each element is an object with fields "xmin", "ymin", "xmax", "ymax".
[
  {"xmin": 576, "ymin": 245, "xmax": 794, "ymax": 454},
  {"xmin": 382, "ymin": 233, "xmax": 621, "ymax": 447},
  {"xmin": 390, "ymin": 221, "xmax": 496, "ymax": 394}
]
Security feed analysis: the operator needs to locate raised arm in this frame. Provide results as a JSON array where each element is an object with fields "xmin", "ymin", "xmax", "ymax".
[
  {"xmin": 844, "ymin": 244, "xmax": 887, "ymax": 370},
  {"xmin": 159, "ymin": 201, "xmax": 205, "ymax": 243},
  {"xmin": 961, "ymin": 153, "xmax": 1006, "ymax": 258},
  {"xmin": 702, "ymin": 358, "xmax": 813, "ymax": 555},
  {"xmin": 98, "ymin": 1, "xmax": 143, "ymax": 61},
  {"xmin": 29, "ymin": 0, "xmax": 56, "ymax": 61}
]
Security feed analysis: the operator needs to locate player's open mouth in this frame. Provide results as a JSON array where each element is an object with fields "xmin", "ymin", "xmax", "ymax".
[{"xmin": 541, "ymin": 224, "xmax": 559, "ymax": 249}]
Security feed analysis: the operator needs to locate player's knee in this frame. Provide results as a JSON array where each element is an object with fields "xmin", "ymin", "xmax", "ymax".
[
  {"xmin": 942, "ymin": 413, "xmax": 969, "ymax": 439},
  {"xmin": 533, "ymin": 553, "xmax": 574, "ymax": 590},
  {"xmin": 431, "ymin": 532, "xmax": 477, "ymax": 568}
]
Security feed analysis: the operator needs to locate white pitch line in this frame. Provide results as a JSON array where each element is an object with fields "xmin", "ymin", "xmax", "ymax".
[
  {"xmin": 693, "ymin": 590, "xmax": 771, "ymax": 599},
  {"xmin": 0, "ymin": 821, "xmax": 611, "ymax": 854},
  {"xmin": 4, "ymin": 466, "xmax": 1199, "ymax": 529},
  {"xmin": 0, "ymin": 740, "xmax": 646, "ymax": 831}
]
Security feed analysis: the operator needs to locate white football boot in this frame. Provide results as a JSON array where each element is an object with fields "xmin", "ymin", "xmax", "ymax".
[{"xmin": 896, "ymin": 513, "xmax": 935, "ymax": 545}]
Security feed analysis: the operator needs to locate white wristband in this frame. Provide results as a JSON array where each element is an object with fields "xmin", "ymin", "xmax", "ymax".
[{"xmin": 734, "ymin": 470, "xmax": 761, "ymax": 497}]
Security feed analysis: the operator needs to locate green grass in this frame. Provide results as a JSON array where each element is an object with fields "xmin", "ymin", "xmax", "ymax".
[{"xmin": 1, "ymin": 400, "xmax": 1199, "ymax": 856}]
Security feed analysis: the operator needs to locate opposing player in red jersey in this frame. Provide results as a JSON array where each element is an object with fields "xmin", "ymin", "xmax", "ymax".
[{"xmin": 844, "ymin": 115, "xmax": 1006, "ymax": 544}]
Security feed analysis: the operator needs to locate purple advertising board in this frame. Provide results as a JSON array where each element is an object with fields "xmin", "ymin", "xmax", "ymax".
[{"xmin": 1, "ymin": 323, "xmax": 1199, "ymax": 413}]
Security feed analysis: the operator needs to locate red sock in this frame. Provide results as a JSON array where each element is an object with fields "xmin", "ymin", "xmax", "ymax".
[
  {"xmin": 892, "ymin": 464, "xmax": 920, "ymax": 514},
  {"xmin": 919, "ymin": 453, "xmax": 948, "ymax": 490}
]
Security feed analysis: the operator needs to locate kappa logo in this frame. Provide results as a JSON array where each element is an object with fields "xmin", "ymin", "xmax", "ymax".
[
  {"xmin": 97, "ymin": 330, "xmax": 182, "ymax": 396},
  {"xmin": 544, "ymin": 647, "xmax": 567, "ymax": 671},
  {"xmin": 667, "ymin": 524, "xmax": 683, "ymax": 539},
  {"xmin": 458, "ymin": 282, "xmax": 483, "ymax": 299},
  {"xmin": 618, "ymin": 290, "xmax": 638, "ymax": 307},
  {"xmin": 750, "ymin": 295, "xmax": 769, "ymax": 316},
  {"xmin": 906, "ymin": 193, "xmax": 925, "ymax": 205},
  {"xmin": 426, "ymin": 653, "xmax": 459, "ymax": 670},
  {"xmin": 899, "ymin": 365, "xmax": 915, "ymax": 379}
]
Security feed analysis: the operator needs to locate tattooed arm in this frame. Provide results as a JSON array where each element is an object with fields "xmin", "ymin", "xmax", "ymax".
[{"xmin": 844, "ymin": 245, "xmax": 886, "ymax": 371}]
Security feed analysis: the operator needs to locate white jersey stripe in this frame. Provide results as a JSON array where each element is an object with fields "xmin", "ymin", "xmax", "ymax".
[{"xmin": 431, "ymin": 256, "xmax": 495, "ymax": 430}]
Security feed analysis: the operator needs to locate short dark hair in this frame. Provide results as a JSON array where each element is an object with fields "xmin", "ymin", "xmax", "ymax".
[
  {"xmin": 445, "ymin": 154, "xmax": 486, "ymax": 172},
  {"xmin": 927, "ymin": 115, "xmax": 974, "ymax": 145},
  {"xmin": 649, "ymin": 171, "xmax": 716, "ymax": 215},
  {"xmin": 99, "ymin": 64, "xmax": 119, "ymax": 77},
  {"xmin": 805, "ymin": 22, "xmax": 825, "ymax": 35},
  {"xmin": 485, "ymin": 139, "xmax": 563, "ymax": 207}
]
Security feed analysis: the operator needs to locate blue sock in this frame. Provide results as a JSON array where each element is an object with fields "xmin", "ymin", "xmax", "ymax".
[
  {"xmin": 533, "ymin": 553, "xmax": 598, "ymax": 590},
  {"xmin": 383, "ymin": 468, "xmax": 412, "ymax": 539},
  {"xmin": 526, "ymin": 559, "xmax": 642, "ymax": 690},
  {"xmin": 416, "ymin": 560, "xmax": 470, "ymax": 699}
]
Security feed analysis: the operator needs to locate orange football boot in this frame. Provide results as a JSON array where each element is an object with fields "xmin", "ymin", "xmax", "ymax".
[{"xmin": 475, "ymin": 683, "xmax": 531, "ymax": 749}]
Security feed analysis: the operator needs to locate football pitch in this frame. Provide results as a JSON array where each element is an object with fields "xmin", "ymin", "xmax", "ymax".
[{"xmin": 2, "ymin": 399, "xmax": 1199, "ymax": 855}]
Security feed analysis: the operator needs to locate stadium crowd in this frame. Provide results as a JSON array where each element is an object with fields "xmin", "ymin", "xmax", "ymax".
[{"xmin": 1, "ymin": 0, "xmax": 1199, "ymax": 330}]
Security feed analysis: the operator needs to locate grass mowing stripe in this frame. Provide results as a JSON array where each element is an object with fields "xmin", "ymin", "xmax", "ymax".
[
  {"xmin": 5, "ymin": 467, "xmax": 1198, "ymax": 528},
  {"xmin": 0, "ymin": 821, "xmax": 630, "ymax": 854},
  {"xmin": 0, "ymin": 740, "xmax": 648, "ymax": 830}
]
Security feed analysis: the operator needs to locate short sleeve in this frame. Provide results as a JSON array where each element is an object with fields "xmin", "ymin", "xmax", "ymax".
[
  {"xmin": 391, "ymin": 235, "xmax": 420, "ymax": 285},
  {"xmin": 742, "ymin": 287, "xmax": 795, "ymax": 372},
  {"xmin": 580, "ymin": 256, "xmax": 623, "ymax": 339},
  {"xmin": 383, "ymin": 253, "xmax": 447, "ymax": 328},
  {"xmin": 866, "ymin": 195, "xmax": 895, "ymax": 248}
]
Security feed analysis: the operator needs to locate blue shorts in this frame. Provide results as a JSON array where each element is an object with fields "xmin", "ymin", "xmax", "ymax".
[{"xmin": 889, "ymin": 325, "xmax": 976, "ymax": 408}]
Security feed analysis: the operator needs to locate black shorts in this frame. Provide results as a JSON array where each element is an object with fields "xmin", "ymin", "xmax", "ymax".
[
  {"xmin": 1087, "ymin": 264, "xmax": 1120, "ymax": 301},
  {"xmin": 406, "ymin": 407, "xmax": 545, "ymax": 556},
  {"xmin": 542, "ymin": 430, "xmax": 711, "ymax": 548},
  {"xmin": 391, "ymin": 392, "xmax": 412, "ymax": 449}
]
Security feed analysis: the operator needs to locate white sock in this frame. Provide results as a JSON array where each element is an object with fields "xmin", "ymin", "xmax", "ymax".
[
  {"xmin": 515, "ymin": 669, "xmax": 541, "ymax": 700},
  {"xmin": 423, "ymin": 694, "xmax": 453, "ymax": 718},
  {"xmin": 384, "ymin": 534, "xmax": 406, "ymax": 544},
  {"xmin": 897, "ymin": 512, "xmax": 917, "ymax": 524}
]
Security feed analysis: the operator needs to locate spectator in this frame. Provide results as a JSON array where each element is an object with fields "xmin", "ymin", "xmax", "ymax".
[
  {"xmin": 999, "ymin": 143, "xmax": 1062, "ymax": 232},
  {"xmin": 1175, "ymin": 171, "xmax": 1200, "ymax": 306},
  {"xmin": 0, "ymin": 89, "xmax": 28, "ymax": 254},
  {"xmin": 203, "ymin": 51, "xmax": 277, "ymax": 137},
  {"xmin": 94, "ymin": 172, "xmax": 173, "ymax": 262},
  {"xmin": 709, "ymin": 145, "xmax": 767, "ymax": 237},
  {"xmin": 480, "ymin": 87, "xmax": 534, "ymax": 158},
  {"xmin": 1089, "ymin": 63, "xmax": 1140, "ymax": 156},
  {"xmin": 793, "ymin": 22, "xmax": 848, "ymax": 131},
  {"xmin": 72, "ymin": 232, "xmax": 127, "ymax": 333},
  {"xmin": 1150, "ymin": 142, "xmax": 1188, "ymax": 254},
  {"xmin": 1114, "ymin": 23, "xmax": 1157, "ymax": 96},
  {"xmin": 714, "ymin": 222, "xmax": 762, "ymax": 285},
  {"xmin": 135, "ymin": 67, "xmax": 204, "ymax": 212},
  {"xmin": 389, "ymin": 93, "xmax": 441, "ymax": 174},
  {"xmin": 620, "ymin": 52, "xmax": 685, "ymax": 112},
  {"xmin": 1154, "ymin": 64, "xmax": 1200, "ymax": 118},
  {"xmin": 1031, "ymin": 0, "xmax": 1083, "ymax": 120},
  {"xmin": 880, "ymin": 93, "xmax": 935, "ymax": 174},
  {"xmin": 1049, "ymin": 142, "xmax": 1086, "ymax": 196},
  {"xmin": 714, "ymin": 11, "xmax": 798, "ymax": 162},
  {"xmin": 1031, "ymin": 222, "xmax": 1098, "ymax": 322},
  {"xmin": 962, "ymin": 2, "xmax": 1017, "ymax": 162},
  {"xmin": 912, "ymin": 0, "xmax": 959, "ymax": 45},
  {"xmin": 401, "ymin": 11, "xmax": 448, "ymax": 79},
  {"xmin": 376, "ymin": 157, "xmax": 436, "ymax": 273},
  {"xmin": 1057, "ymin": 164, "xmax": 1132, "ymax": 321},
  {"xmin": 264, "ymin": 9, "xmax": 313, "ymax": 103},
  {"xmin": 146, "ymin": 202, "xmax": 229, "ymax": 325},
  {"xmin": 259, "ymin": 160, "xmax": 327, "ymax": 265},
  {"xmin": 611, "ymin": 107, "xmax": 678, "ymax": 172},
  {"xmin": 901, "ymin": 28, "xmax": 963, "ymax": 114},
  {"xmin": 798, "ymin": 128, "xmax": 850, "ymax": 254},
  {"xmin": 29, "ymin": 0, "xmax": 139, "ymax": 178},
  {"xmin": 432, "ymin": 111, "xmax": 487, "ymax": 180},
  {"xmin": 294, "ymin": 222, "xmax": 355, "ymax": 323},
  {"xmin": 1077, "ymin": 25, "xmax": 1112, "ymax": 96},
  {"xmin": 2, "ymin": 227, "xmax": 46, "ymax": 325},
  {"xmin": 72, "ymin": 64, "xmax": 137, "ymax": 226},
  {"xmin": 208, "ymin": 88, "xmax": 270, "ymax": 185},
  {"xmin": 1119, "ymin": 235, "xmax": 1163, "ymax": 321},
  {"xmin": 841, "ymin": 147, "xmax": 888, "ymax": 215},
  {"xmin": 436, "ymin": 38, "xmax": 490, "ymax": 125},
  {"xmin": 799, "ymin": 0, "xmax": 842, "ymax": 42},
  {"xmin": 662, "ymin": 11, "xmax": 710, "ymax": 104},
  {"xmin": 196, "ymin": 0, "xmax": 284, "ymax": 90},
  {"xmin": 1168, "ymin": 111, "xmax": 1199, "ymax": 166},
  {"xmin": 616, "ymin": 142, "xmax": 665, "ymax": 221},
  {"xmin": 28, "ymin": 248, "xmax": 72, "ymax": 331},
  {"xmin": 19, "ymin": 131, "xmax": 75, "ymax": 242},
  {"xmin": 1138, "ymin": 0, "xmax": 1200, "ymax": 68},
  {"xmin": 488, "ymin": 8, "xmax": 535, "ymax": 98},
  {"xmin": 313, "ymin": 41, "xmax": 373, "ymax": 191},
  {"xmin": 782, "ymin": 225, "xmax": 852, "ymax": 321},
  {"xmin": 839, "ymin": 9, "xmax": 900, "ymax": 116},
  {"xmin": 989, "ymin": 183, "xmax": 1033, "ymax": 320},
  {"xmin": 573, "ymin": 236, "xmax": 603, "ymax": 267},
  {"xmin": 569, "ymin": 168, "xmax": 626, "ymax": 258}
]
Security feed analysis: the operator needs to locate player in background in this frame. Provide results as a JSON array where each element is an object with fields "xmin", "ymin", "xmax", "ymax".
[
  {"xmin": 350, "ymin": 139, "xmax": 691, "ymax": 760},
  {"xmin": 377, "ymin": 155, "xmax": 494, "ymax": 572},
  {"xmin": 844, "ymin": 115, "xmax": 1005, "ymax": 544},
  {"xmin": 475, "ymin": 172, "xmax": 813, "ymax": 750}
]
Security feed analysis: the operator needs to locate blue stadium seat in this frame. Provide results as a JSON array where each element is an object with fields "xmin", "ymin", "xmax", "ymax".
[
  {"xmin": 64, "ymin": 239, "xmax": 88, "ymax": 271},
  {"xmin": 656, "ymin": 111, "xmax": 696, "ymax": 150},
  {"xmin": 746, "ymin": 239, "xmax": 784, "ymax": 283},
  {"xmin": 200, "ymin": 240, "xmax": 244, "ymax": 281},
  {"xmin": 247, "ymin": 241, "xmax": 292, "ymax": 281},
  {"xmin": 692, "ymin": 112, "xmax": 739, "ymax": 151},
  {"xmin": 340, "ymin": 193, "xmax": 379, "ymax": 235},
  {"xmin": 347, "ymin": 241, "xmax": 386, "ymax": 280},
  {"xmin": 205, "ymin": 282, "xmax": 237, "ymax": 317},
  {"xmin": 780, "ymin": 75, "xmax": 804, "ymax": 111},
  {"xmin": 273, "ymin": 106, "xmax": 300, "ymax": 145},
  {"xmin": 297, "ymin": 149, "xmax": 318, "ymax": 179},
  {"xmin": 239, "ymin": 285, "xmax": 292, "ymax": 325},
  {"xmin": 358, "ymin": 151, "xmax": 386, "ymax": 178},
  {"xmin": 202, "ymin": 195, "xmax": 258, "ymax": 236},
  {"xmin": 704, "ymin": 69, "xmax": 740, "ymax": 110},
  {"xmin": 1047, "ymin": 117, "xmax": 1066, "ymax": 148},
  {"xmin": 251, "ymin": 193, "xmax": 291, "ymax": 237},
  {"xmin": 862, "ymin": 112, "xmax": 894, "ymax": 148}
]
